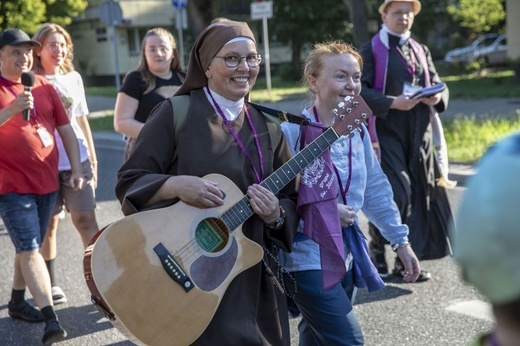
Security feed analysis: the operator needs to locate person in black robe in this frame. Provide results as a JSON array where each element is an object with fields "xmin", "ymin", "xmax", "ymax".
[{"xmin": 359, "ymin": 0, "xmax": 453, "ymax": 282}]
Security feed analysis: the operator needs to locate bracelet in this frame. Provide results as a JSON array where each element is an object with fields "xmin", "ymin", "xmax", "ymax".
[
  {"xmin": 266, "ymin": 206, "xmax": 286, "ymax": 230},
  {"xmin": 391, "ymin": 241, "xmax": 411, "ymax": 252}
]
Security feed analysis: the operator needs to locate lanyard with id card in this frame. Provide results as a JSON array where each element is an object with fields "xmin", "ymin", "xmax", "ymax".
[{"xmin": 36, "ymin": 125, "xmax": 53, "ymax": 147}]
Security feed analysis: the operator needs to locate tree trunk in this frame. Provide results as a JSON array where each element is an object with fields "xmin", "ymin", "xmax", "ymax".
[
  {"xmin": 291, "ymin": 44, "xmax": 302, "ymax": 80},
  {"xmin": 344, "ymin": 0, "xmax": 371, "ymax": 48},
  {"xmin": 186, "ymin": 0, "xmax": 222, "ymax": 37},
  {"xmin": 187, "ymin": 2, "xmax": 209, "ymax": 37}
]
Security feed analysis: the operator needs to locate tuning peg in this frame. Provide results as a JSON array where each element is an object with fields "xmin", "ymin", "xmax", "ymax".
[
  {"xmin": 353, "ymin": 101, "xmax": 359, "ymax": 107},
  {"xmin": 361, "ymin": 113, "xmax": 367, "ymax": 119},
  {"xmin": 344, "ymin": 96, "xmax": 351, "ymax": 102},
  {"xmin": 338, "ymin": 101, "xmax": 345, "ymax": 109},
  {"xmin": 355, "ymin": 119, "xmax": 360, "ymax": 124},
  {"xmin": 349, "ymin": 132, "xmax": 355, "ymax": 138},
  {"xmin": 346, "ymin": 108, "xmax": 352, "ymax": 113},
  {"xmin": 331, "ymin": 108, "xmax": 338, "ymax": 115}
]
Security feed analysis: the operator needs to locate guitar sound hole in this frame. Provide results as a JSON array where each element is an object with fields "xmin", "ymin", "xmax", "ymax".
[{"xmin": 195, "ymin": 217, "xmax": 230, "ymax": 253}]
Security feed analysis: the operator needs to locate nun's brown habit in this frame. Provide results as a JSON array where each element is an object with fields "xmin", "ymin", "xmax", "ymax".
[{"xmin": 116, "ymin": 20, "xmax": 298, "ymax": 345}]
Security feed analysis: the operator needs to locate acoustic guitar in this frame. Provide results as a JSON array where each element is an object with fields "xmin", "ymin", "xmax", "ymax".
[{"xmin": 83, "ymin": 95, "xmax": 370, "ymax": 345}]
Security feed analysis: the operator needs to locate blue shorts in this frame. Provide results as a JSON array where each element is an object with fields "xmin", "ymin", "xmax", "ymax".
[{"xmin": 0, "ymin": 192, "xmax": 58, "ymax": 253}]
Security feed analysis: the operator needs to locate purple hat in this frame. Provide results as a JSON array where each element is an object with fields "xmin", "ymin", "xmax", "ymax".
[{"xmin": 0, "ymin": 28, "xmax": 41, "ymax": 50}]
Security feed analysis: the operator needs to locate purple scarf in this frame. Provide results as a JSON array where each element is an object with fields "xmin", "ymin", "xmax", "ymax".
[
  {"xmin": 369, "ymin": 31, "xmax": 430, "ymax": 160},
  {"xmin": 297, "ymin": 120, "xmax": 345, "ymax": 291}
]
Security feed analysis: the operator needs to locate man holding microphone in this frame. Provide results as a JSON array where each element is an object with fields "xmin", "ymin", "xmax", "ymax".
[{"xmin": 0, "ymin": 28, "xmax": 84, "ymax": 345}]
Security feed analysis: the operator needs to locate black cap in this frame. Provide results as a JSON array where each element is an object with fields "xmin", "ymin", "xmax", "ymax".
[{"xmin": 0, "ymin": 28, "xmax": 41, "ymax": 50}]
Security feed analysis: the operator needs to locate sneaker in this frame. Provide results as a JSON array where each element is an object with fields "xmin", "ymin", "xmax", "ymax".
[
  {"xmin": 392, "ymin": 263, "xmax": 432, "ymax": 282},
  {"xmin": 7, "ymin": 300, "xmax": 44, "ymax": 323},
  {"xmin": 42, "ymin": 320, "xmax": 67, "ymax": 345},
  {"xmin": 52, "ymin": 286, "xmax": 67, "ymax": 305},
  {"xmin": 58, "ymin": 209, "xmax": 66, "ymax": 220}
]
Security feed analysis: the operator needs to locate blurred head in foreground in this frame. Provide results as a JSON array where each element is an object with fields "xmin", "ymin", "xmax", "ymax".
[{"xmin": 452, "ymin": 132, "xmax": 520, "ymax": 344}]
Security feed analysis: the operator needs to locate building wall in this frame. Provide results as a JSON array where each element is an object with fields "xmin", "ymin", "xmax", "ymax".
[{"xmin": 69, "ymin": 0, "xmax": 177, "ymax": 85}]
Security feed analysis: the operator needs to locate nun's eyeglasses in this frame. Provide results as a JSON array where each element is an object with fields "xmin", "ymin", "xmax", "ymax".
[{"xmin": 214, "ymin": 54, "xmax": 262, "ymax": 68}]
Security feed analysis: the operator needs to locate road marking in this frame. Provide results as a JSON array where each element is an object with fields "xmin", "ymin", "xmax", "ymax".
[{"xmin": 446, "ymin": 300, "xmax": 494, "ymax": 322}]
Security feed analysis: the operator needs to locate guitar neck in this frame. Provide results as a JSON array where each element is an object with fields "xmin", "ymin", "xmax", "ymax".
[{"xmin": 221, "ymin": 127, "xmax": 340, "ymax": 230}]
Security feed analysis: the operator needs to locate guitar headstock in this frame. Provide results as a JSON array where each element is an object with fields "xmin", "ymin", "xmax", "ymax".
[{"xmin": 330, "ymin": 95, "xmax": 371, "ymax": 137}]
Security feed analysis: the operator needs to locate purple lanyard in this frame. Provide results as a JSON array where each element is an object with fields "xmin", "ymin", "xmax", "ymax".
[
  {"xmin": 0, "ymin": 75, "xmax": 37, "ymax": 123},
  {"xmin": 390, "ymin": 43, "xmax": 416, "ymax": 81},
  {"xmin": 206, "ymin": 87, "xmax": 264, "ymax": 183},
  {"xmin": 313, "ymin": 106, "xmax": 352, "ymax": 204}
]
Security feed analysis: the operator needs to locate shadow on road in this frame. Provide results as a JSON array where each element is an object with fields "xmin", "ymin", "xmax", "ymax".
[{"xmin": 356, "ymin": 284, "xmax": 414, "ymax": 305}]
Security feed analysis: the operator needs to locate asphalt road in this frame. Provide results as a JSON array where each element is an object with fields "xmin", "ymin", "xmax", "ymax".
[{"xmin": 0, "ymin": 128, "xmax": 496, "ymax": 346}]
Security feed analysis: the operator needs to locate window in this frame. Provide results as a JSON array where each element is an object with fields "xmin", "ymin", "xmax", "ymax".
[{"xmin": 127, "ymin": 27, "xmax": 151, "ymax": 56}]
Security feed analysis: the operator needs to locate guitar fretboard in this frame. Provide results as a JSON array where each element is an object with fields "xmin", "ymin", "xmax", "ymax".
[{"xmin": 220, "ymin": 127, "xmax": 340, "ymax": 230}]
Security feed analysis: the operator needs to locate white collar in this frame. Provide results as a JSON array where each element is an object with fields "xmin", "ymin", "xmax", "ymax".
[
  {"xmin": 204, "ymin": 87, "xmax": 244, "ymax": 121},
  {"xmin": 381, "ymin": 24, "xmax": 411, "ymax": 46}
]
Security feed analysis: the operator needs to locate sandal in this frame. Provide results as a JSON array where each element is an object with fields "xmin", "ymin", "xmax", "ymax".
[{"xmin": 8, "ymin": 300, "xmax": 44, "ymax": 323}]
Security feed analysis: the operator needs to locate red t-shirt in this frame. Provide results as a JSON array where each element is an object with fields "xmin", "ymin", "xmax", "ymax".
[{"xmin": 0, "ymin": 74, "xmax": 70, "ymax": 194}]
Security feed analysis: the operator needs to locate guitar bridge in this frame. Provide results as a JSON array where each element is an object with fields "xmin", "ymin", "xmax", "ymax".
[{"xmin": 153, "ymin": 243, "xmax": 194, "ymax": 292}]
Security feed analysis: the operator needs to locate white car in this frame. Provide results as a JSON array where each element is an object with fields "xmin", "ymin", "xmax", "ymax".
[
  {"xmin": 444, "ymin": 33, "xmax": 503, "ymax": 65},
  {"xmin": 474, "ymin": 34, "xmax": 508, "ymax": 66}
]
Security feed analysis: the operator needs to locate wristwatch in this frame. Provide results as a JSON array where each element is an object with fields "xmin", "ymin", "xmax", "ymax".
[{"xmin": 266, "ymin": 206, "xmax": 286, "ymax": 230}]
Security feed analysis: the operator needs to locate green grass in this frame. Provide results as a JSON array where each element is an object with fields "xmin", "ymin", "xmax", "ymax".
[
  {"xmin": 443, "ymin": 69, "xmax": 520, "ymax": 99},
  {"xmin": 89, "ymin": 111, "xmax": 114, "ymax": 131},
  {"xmin": 85, "ymin": 86, "xmax": 117, "ymax": 97},
  {"xmin": 445, "ymin": 114, "xmax": 520, "ymax": 163}
]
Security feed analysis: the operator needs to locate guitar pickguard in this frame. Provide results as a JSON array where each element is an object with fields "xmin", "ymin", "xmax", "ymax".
[{"xmin": 191, "ymin": 237, "xmax": 238, "ymax": 291}]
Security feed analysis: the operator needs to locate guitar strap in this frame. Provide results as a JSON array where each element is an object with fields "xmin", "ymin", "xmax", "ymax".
[
  {"xmin": 169, "ymin": 95, "xmax": 190, "ymax": 165},
  {"xmin": 168, "ymin": 96, "xmax": 308, "ymax": 164}
]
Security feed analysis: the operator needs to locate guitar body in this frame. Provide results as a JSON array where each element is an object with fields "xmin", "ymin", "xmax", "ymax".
[{"xmin": 87, "ymin": 174, "xmax": 263, "ymax": 345}]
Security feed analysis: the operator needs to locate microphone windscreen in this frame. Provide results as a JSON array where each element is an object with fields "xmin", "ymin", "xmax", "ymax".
[{"xmin": 21, "ymin": 72, "xmax": 35, "ymax": 87}]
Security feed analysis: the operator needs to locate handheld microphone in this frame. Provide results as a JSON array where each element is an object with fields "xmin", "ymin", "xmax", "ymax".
[{"xmin": 21, "ymin": 72, "xmax": 35, "ymax": 121}]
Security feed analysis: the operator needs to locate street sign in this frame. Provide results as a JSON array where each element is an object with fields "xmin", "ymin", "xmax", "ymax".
[
  {"xmin": 172, "ymin": 0, "xmax": 188, "ymax": 9},
  {"xmin": 99, "ymin": 0, "xmax": 123, "ymax": 26},
  {"xmin": 251, "ymin": 1, "xmax": 273, "ymax": 20}
]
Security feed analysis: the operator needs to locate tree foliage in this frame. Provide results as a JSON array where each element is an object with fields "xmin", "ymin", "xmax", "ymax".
[
  {"xmin": 0, "ymin": 0, "xmax": 87, "ymax": 34},
  {"xmin": 186, "ymin": 0, "xmax": 245, "ymax": 37},
  {"xmin": 0, "ymin": 0, "xmax": 46, "ymax": 33},
  {"xmin": 271, "ymin": 0, "xmax": 350, "ymax": 78},
  {"xmin": 44, "ymin": 0, "xmax": 88, "ymax": 27},
  {"xmin": 447, "ymin": 0, "xmax": 505, "ymax": 35}
]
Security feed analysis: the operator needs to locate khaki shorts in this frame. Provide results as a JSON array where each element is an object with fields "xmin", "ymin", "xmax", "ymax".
[{"xmin": 53, "ymin": 159, "xmax": 96, "ymax": 215}]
